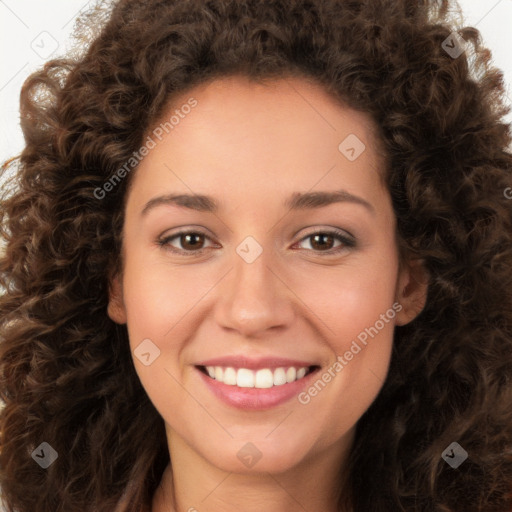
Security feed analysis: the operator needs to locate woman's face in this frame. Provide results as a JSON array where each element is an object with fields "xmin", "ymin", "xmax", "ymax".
[{"xmin": 108, "ymin": 75, "xmax": 424, "ymax": 475}]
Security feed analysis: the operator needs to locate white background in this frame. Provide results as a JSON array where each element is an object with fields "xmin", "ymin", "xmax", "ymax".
[{"xmin": 0, "ymin": 0, "xmax": 512, "ymax": 163}]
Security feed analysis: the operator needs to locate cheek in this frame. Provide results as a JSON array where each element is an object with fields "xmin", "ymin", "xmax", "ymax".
[
  {"xmin": 303, "ymin": 267, "xmax": 397, "ymax": 363},
  {"xmin": 289, "ymin": 252, "xmax": 398, "ymax": 434},
  {"xmin": 121, "ymin": 256, "xmax": 215, "ymax": 343},
  {"xmin": 119, "ymin": 257, "xmax": 203, "ymax": 420},
  {"xmin": 291, "ymin": 256, "xmax": 399, "ymax": 344},
  {"xmin": 298, "ymin": 295, "xmax": 396, "ymax": 444}
]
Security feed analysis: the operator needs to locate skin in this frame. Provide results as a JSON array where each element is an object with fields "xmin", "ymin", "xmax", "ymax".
[{"xmin": 108, "ymin": 75, "xmax": 427, "ymax": 512}]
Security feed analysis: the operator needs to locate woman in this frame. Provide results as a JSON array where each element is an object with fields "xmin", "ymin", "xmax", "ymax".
[{"xmin": 1, "ymin": 0, "xmax": 511, "ymax": 511}]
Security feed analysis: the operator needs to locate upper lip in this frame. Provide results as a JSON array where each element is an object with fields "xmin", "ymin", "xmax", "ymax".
[{"xmin": 195, "ymin": 355, "xmax": 318, "ymax": 370}]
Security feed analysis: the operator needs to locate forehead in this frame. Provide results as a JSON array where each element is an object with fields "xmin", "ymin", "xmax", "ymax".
[
  {"xmin": 128, "ymin": 75, "xmax": 388, "ymax": 211},
  {"xmin": 157, "ymin": 74, "xmax": 383, "ymax": 151}
]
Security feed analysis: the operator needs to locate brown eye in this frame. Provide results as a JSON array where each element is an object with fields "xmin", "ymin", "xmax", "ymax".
[
  {"xmin": 158, "ymin": 230, "xmax": 216, "ymax": 254},
  {"xmin": 296, "ymin": 229, "xmax": 355, "ymax": 254},
  {"xmin": 179, "ymin": 232, "xmax": 205, "ymax": 251},
  {"xmin": 309, "ymin": 233, "xmax": 336, "ymax": 251}
]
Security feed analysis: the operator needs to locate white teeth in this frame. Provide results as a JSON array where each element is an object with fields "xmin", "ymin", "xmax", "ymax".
[
  {"xmin": 273, "ymin": 367, "xmax": 287, "ymax": 386},
  {"xmin": 255, "ymin": 369, "xmax": 274, "ymax": 388},
  {"xmin": 236, "ymin": 368, "xmax": 255, "ymax": 388},
  {"xmin": 203, "ymin": 365, "xmax": 311, "ymax": 388},
  {"xmin": 286, "ymin": 367, "xmax": 296, "ymax": 383},
  {"xmin": 223, "ymin": 367, "xmax": 237, "ymax": 385}
]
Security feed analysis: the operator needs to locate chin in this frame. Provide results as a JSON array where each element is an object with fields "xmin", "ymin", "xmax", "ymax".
[{"xmin": 203, "ymin": 434, "xmax": 313, "ymax": 475}]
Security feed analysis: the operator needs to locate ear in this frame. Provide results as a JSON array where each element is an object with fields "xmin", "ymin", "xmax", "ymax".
[
  {"xmin": 107, "ymin": 273, "xmax": 128, "ymax": 324},
  {"xmin": 394, "ymin": 258, "xmax": 428, "ymax": 326}
]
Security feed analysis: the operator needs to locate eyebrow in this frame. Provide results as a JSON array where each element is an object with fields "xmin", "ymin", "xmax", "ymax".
[{"xmin": 140, "ymin": 190, "xmax": 375, "ymax": 216}]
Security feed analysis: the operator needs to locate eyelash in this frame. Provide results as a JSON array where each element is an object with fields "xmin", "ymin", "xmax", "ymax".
[{"xmin": 157, "ymin": 228, "xmax": 356, "ymax": 256}]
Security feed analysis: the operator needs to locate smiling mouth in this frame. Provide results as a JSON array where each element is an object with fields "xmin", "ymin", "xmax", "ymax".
[{"xmin": 196, "ymin": 365, "xmax": 319, "ymax": 389}]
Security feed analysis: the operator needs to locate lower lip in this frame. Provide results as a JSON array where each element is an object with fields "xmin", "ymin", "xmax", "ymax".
[{"xmin": 197, "ymin": 367, "xmax": 319, "ymax": 410}]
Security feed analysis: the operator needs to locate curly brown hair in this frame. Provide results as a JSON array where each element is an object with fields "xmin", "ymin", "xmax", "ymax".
[{"xmin": 1, "ymin": 0, "xmax": 512, "ymax": 511}]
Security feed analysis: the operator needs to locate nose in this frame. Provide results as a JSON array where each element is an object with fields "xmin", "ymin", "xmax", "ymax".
[{"xmin": 214, "ymin": 244, "xmax": 295, "ymax": 338}]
